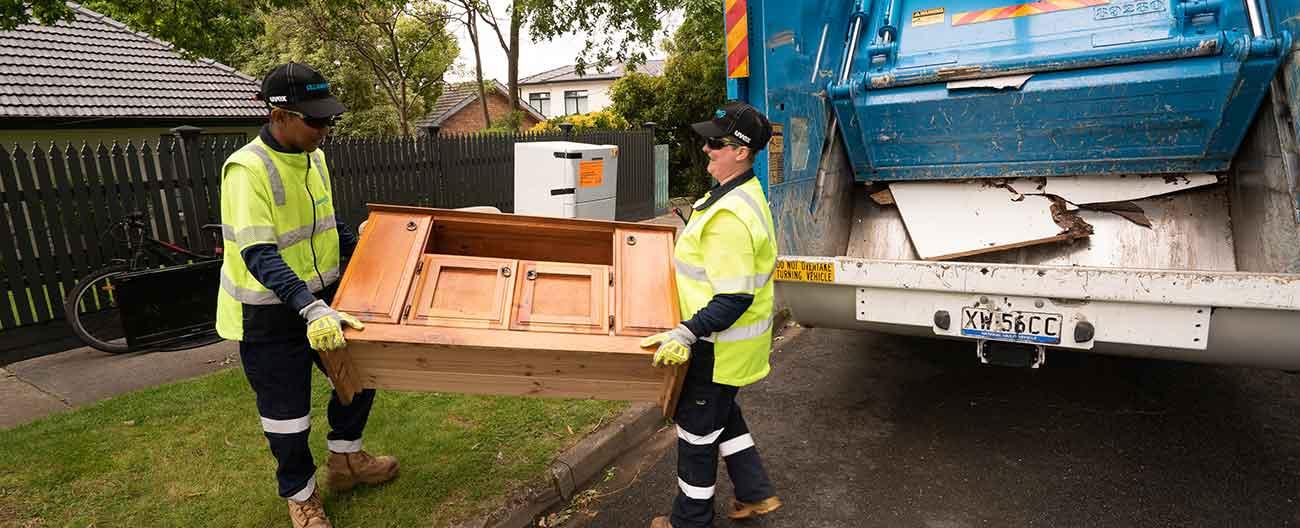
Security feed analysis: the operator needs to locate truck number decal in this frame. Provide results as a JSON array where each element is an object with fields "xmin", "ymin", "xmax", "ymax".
[{"xmin": 1093, "ymin": 0, "xmax": 1164, "ymax": 19}]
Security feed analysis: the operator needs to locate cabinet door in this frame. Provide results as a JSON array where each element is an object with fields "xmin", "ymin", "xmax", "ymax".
[
  {"xmin": 613, "ymin": 228, "xmax": 680, "ymax": 336},
  {"xmin": 511, "ymin": 261, "xmax": 610, "ymax": 334},
  {"xmin": 333, "ymin": 211, "xmax": 430, "ymax": 323},
  {"xmin": 406, "ymin": 255, "xmax": 517, "ymax": 329}
]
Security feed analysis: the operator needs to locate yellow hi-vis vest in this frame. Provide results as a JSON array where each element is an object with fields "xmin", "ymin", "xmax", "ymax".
[
  {"xmin": 215, "ymin": 137, "xmax": 340, "ymax": 341},
  {"xmin": 674, "ymin": 176, "xmax": 778, "ymax": 386}
]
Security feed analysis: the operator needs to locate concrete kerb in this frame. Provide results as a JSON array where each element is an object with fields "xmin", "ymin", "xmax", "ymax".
[
  {"xmin": 457, "ymin": 401, "xmax": 666, "ymax": 528},
  {"xmin": 460, "ymin": 295, "xmax": 795, "ymax": 527}
]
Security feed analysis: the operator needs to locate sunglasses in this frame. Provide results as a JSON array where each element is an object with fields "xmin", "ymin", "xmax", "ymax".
[
  {"xmin": 704, "ymin": 136, "xmax": 745, "ymax": 150},
  {"xmin": 276, "ymin": 107, "xmax": 337, "ymax": 129}
]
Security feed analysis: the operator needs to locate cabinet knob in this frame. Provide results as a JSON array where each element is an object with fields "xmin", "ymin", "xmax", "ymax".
[
  {"xmin": 405, "ymin": 221, "xmax": 418, "ymax": 231},
  {"xmin": 626, "ymin": 235, "xmax": 637, "ymax": 246},
  {"xmin": 501, "ymin": 266, "xmax": 512, "ymax": 277},
  {"xmin": 526, "ymin": 270, "xmax": 538, "ymax": 281}
]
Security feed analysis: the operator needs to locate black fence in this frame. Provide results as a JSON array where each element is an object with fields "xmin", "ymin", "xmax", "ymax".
[{"xmin": 0, "ymin": 128, "xmax": 657, "ymax": 331}]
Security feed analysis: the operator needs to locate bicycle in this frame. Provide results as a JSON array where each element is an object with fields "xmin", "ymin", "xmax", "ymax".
[{"xmin": 63, "ymin": 211, "xmax": 224, "ymax": 354}]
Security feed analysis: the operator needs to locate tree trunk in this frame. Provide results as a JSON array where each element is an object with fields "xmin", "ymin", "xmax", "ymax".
[
  {"xmin": 467, "ymin": 16, "xmax": 491, "ymax": 129},
  {"xmin": 507, "ymin": 0, "xmax": 522, "ymax": 113}
]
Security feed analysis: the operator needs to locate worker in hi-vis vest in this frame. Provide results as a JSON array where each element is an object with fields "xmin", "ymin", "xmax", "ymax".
[
  {"xmin": 216, "ymin": 62, "xmax": 396, "ymax": 528},
  {"xmin": 643, "ymin": 101, "xmax": 782, "ymax": 528}
]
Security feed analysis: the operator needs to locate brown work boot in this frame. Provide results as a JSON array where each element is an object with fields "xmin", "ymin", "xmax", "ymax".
[
  {"xmin": 728, "ymin": 496, "xmax": 782, "ymax": 520},
  {"xmin": 649, "ymin": 515, "xmax": 672, "ymax": 528},
  {"xmin": 287, "ymin": 489, "xmax": 332, "ymax": 528},
  {"xmin": 327, "ymin": 450, "xmax": 399, "ymax": 492}
]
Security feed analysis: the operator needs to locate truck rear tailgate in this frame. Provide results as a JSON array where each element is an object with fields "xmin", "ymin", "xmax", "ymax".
[{"xmin": 776, "ymin": 256, "xmax": 1300, "ymax": 368}]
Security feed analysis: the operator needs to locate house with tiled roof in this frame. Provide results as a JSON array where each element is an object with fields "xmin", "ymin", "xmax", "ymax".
[
  {"xmin": 519, "ymin": 59, "xmax": 665, "ymax": 119},
  {"xmin": 0, "ymin": 2, "xmax": 264, "ymax": 147},
  {"xmin": 414, "ymin": 80, "xmax": 545, "ymax": 135}
]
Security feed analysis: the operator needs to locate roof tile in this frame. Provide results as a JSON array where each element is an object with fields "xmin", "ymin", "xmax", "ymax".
[
  {"xmin": 0, "ymin": 2, "xmax": 262, "ymax": 121},
  {"xmin": 519, "ymin": 59, "xmax": 665, "ymax": 85}
]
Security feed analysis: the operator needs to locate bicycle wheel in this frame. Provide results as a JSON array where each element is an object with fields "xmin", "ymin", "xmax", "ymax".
[{"xmin": 64, "ymin": 265, "xmax": 134, "ymax": 354}]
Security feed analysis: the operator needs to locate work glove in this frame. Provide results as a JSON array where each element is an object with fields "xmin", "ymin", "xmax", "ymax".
[
  {"xmin": 300, "ymin": 299, "xmax": 365, "ymax": 352},
  {"xmin": 641, "ymin": 324, "xmax": 698, "ymax": 367}
]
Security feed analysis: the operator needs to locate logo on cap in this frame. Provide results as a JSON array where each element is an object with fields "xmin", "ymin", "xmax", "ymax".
[
  {"xmin": 715, "ymin": 109, "xmax": 727, "ymax": 119},
  {"xmin": 268, "ymin": 95, "xmax": 287, "ymax": 103},
  {"xmin": 734, "ymin": 130, "xmax": 751, "ymax": 143},
  {"xmin": 305, "ymin": 82, "xmax": 330, "ymax": 92}
]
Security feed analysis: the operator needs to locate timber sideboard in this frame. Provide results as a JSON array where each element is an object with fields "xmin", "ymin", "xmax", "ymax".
[{"xmin": 322, "ymin": 204, "xmax": 686, "ymax": 415}]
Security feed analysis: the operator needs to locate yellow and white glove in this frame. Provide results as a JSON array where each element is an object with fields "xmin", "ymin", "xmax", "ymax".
[
  {"xmin": 301, "ymin": 300, "xmax": 365, "ymax": 352},
  {"xmin": 641, "ymin": 324, "xmax": 698, "ymax": 367}
]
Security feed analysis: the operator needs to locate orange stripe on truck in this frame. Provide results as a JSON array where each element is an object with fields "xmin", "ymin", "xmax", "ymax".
[
  {"xmin": 726, "ymin": 0, "xmax": 750, "ymax": 78},
  {"xmin": 952, "ymin": 0, "xmax": 1108, "ymax": 26}
]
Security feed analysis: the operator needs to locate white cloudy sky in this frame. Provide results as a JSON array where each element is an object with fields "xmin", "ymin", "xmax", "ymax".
[{"xmin": 447, "ymin": 5, "xmax": 682, "ymax": 83}]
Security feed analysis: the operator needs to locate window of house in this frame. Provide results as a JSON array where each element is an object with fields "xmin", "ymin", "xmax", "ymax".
[
  {"xmin": 564, "ymin": 90, "xmax": 589, "ymax": 115},
  {"xmin": 528, "ymin": 92, "xmax": 551, "ymax": 116}
]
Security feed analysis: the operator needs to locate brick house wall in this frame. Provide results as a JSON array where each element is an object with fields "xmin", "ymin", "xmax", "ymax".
[{"xmin": 439, "ymin": 91, "xmax": 542, "ymax": 133}]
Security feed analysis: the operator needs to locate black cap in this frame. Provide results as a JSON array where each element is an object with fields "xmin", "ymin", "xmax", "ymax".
[
  {"xmin": 691, "ymin": 101, "xmax": 772, "ymax": 151},
  {"xmin": 257, "ymin": 62, "xmax": 346, "ymax": 119}
]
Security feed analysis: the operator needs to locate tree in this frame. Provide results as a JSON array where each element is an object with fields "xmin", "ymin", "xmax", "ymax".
[
  {"xmin": 444, "ymin": 0, "xmax": 494, "ymax": 127},
  {"xmin": 1, "ymin": 1, "xmax": 75, "ymax": 31},
  {"xmin": 240, "ymin": 1, "xmax": 458, "ymax": 137},
  {"xmin": 523, "ymin": 0, "xmax": 698, "ymax": 74},
  {"xmin": 472, "ymin": 0, "xmax": 525, "ymax": 113},
  {"xmin": 609, "ymin": 0, "xmax": 723, "ymax": 197},
  {"xmin": 4, "ymin": 0, "xmax": 301, "ymax": 65},
  {"xmin": 289, "ymin": 0, "xmax": 459, "ymax": 136}
]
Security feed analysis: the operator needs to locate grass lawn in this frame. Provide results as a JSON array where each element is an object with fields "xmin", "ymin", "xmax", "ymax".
[{"xmin": 0, "ymin": 366, "xmax": 625, "ymax": 527}]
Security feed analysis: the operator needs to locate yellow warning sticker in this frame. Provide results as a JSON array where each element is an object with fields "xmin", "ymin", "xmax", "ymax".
[
  {"xmin": 769, "ymin": 123, "xmax": 785, "ymax": 185},
  {"xmin": 774, "ymin": 260, "xmax": 835, "ymax": 283},
  {"xmin": 911, "ymin": 7, "xmax": 946, "ymax": 26}
]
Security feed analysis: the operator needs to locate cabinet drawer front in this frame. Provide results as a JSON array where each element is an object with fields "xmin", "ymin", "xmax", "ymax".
[
  {"xmin": 614, "ymin": 228, "xmax": 679, "ymax": 336},
  {"xmin": 407, "ymin": 255, "xmax": 517, "ymax": 329},
  {"xmin": 511, "ymin": 261, "xmax": 610, "ymax": 334},
  {"xmin": 333, "ymin": 212, "xmax": 430, "ymax": 323}
]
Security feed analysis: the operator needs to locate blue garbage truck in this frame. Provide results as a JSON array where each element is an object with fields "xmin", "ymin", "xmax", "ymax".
[{"xmin": 732, "ymin": 0, "xmax": 1300, "ymax": 367}]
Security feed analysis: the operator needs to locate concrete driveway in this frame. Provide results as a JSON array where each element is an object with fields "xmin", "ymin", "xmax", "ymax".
[{"xmin": 550, "ymin": 326, "xmax": 1300, "ymax": 527}]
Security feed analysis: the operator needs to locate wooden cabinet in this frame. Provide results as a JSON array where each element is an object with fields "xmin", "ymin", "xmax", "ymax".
[
  {"xmin": 332, "ymin": 211, "xmax": 430, "ymax": 323},
  {"xmin": 405, "ymin": 255, "xmax": 516, "ymax": 329},
  {"xmin": 510, "ymin": 261, "xmax": 610, "ymax": 334},
  {"xmin": 613, "ymin": 228, "xmax": 679, "ymax": 336},
  {"xmin": 327, "ymin": 205, "xmax": 686, "ymax": 416}
]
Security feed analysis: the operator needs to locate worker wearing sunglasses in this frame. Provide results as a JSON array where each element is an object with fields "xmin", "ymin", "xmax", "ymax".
[
  {"xmin": 646, "ymin": 101, "xmax": 781, "ymax": 528},
  {"xmin": 218, "ymin": 62, "xmax": 396, "ymax": 528}
]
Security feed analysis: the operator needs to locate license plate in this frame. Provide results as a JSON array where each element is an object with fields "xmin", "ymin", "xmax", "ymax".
[{"xmin": 960, "ymin": 308, "xmax": 1063, "ymax": 345}]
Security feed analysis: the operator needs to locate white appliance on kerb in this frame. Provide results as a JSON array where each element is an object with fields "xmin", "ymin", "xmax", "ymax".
[{"xmin": 513, "ymin": 141, "xmax": 618, "ymax": 220}]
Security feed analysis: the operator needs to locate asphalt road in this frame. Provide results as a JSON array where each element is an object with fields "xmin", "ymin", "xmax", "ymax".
[{"xmin": 546, "ymin": 325, "xmax": 1300, "ymax": 528}]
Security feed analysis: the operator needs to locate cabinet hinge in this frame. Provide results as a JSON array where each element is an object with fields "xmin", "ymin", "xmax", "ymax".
[
  {"xmin": 609, "ymin": 272, "xmax": 614, "ymax": 287},
  {"xmin": 609, "ymin": 315, "xmax": 615, "ymax": 328},
  {"xmin": 403, "ymin": 305, "xmax": 412, "ymax": 319},
  {"xmin": 414, "ymin": 260, "xmax": 424, "ymax": 274}
]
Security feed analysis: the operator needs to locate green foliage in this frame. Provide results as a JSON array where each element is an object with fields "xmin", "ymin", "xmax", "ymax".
[
  {"xmin": 520, "ymin": 0, "xmax": 681, "ymax": 74},
  {"xmin": 529, "ymin": 110, "xmax": 632, "ymax": 133},
  {"xmin": 1, "ymin": 0, "xmax": 75, "ymax": 31},
  {"xmin": 487, "ymin": 110, "xmax": 527, "ymax": 133},
  {"xmin": 79, "ymin": 0, "xmax": 271, "ymax": 65},
  {"xmin": 237, "ymin": 0, "xmax": 458, "ymax": 137},
  {"xmin": 608, "ymin": 0, "xmax": 724, "ymax": 197}
]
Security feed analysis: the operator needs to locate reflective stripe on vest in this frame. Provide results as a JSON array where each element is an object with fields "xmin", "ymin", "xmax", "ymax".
[
  {"xmin": 220, "ymin": 265, "xmax": 340, "ymax": 305},
  {"xmin": 221, "ymin": 214, "xmax": 337, "ymax": 249},
  {"xmin": 243, "ymin": 143, "xmax": 286, "ymax": 206}
]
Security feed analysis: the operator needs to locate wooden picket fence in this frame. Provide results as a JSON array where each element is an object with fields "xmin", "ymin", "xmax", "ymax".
[{"xmin": 0, "ymin": 128, "xmax": 657, "ymax": 331}]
